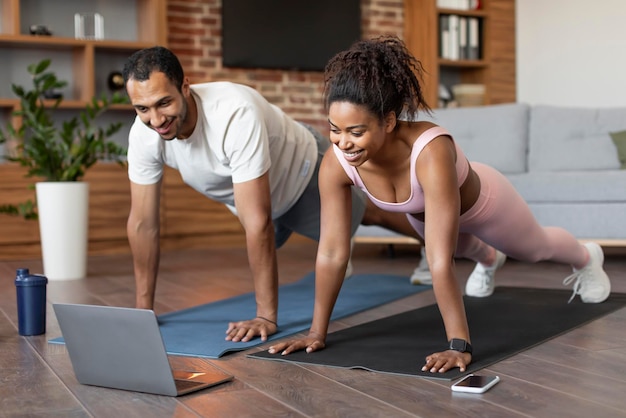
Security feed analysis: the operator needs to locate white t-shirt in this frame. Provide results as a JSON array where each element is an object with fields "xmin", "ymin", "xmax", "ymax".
[{"xmin": 127, "ymin": 82, "xmax": 318, "ymax": 218}]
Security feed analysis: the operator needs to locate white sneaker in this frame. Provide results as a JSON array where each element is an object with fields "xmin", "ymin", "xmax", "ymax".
[
  {"xmin": 465, "ymin": 250, "xmax": 507, "ymax": 297},
  {"xmin": 562, "ymin": 242, "xmax": 611, "ymax": 303},
  {"xmin": 410, "ymin": 247, "xmax": 432, "ymax": 285}
]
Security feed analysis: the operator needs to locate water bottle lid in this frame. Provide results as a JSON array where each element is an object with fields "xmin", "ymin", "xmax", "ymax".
[{"xmin": 15, "ymin": 270, "xmax": 48, "ymax": 286}]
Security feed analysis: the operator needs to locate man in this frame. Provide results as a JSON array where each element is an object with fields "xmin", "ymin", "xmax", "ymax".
[{"xmin": 122, "ymin": 46, "xmax": 423, "ymax": 342}]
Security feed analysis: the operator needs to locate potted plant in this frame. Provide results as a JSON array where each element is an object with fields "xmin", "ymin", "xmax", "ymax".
[{"xmin": 0, "ymin": 59, "xmax": 128, "ymax": 280}]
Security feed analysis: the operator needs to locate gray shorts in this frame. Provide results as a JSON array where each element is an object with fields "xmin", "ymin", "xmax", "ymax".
[{"xmin": 274, "ymin": 124, "xmax": 367, "ymax": 248}]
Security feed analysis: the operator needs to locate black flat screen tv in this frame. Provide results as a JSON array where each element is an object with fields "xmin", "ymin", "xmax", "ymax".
[{"xmin": 222, "ymin": 0, "xmax": 361, "ymax": 72}]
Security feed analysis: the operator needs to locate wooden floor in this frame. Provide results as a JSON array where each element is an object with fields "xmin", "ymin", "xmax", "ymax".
[{"xmin": 1, "ymin": 239, "xmax": 626, "ymax": 418}]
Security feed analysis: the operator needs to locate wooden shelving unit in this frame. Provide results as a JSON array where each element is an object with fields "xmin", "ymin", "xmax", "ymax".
[
  {"xmin": 404, "ymin": 0, "xmax": 516, "ymax": 108},
  {"xmin": 0, "ymin": 0, "xmax": 167, "ymax": 105},
  {"xmin": 0, "ymin": 0, "xmax": 168, "ymax": 259}
]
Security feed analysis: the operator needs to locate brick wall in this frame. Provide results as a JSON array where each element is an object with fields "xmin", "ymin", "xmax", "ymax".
[{"xmin": 166, "ymin": 0, "xmax": 404, "ymax": 134}]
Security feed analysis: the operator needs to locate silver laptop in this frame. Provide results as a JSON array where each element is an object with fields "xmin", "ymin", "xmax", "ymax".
[{"xmin": 53, "ymin": 303, "xmax": 234, "ymax": 396}]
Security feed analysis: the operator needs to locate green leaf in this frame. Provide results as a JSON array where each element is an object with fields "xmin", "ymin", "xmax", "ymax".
[
  {"xmin": 12, "ymin": 85, "xmax": 25, "ymax": 97},
  {"xmin": 28, "ymin": 59, "xmax": 50, "ymax": 76}
]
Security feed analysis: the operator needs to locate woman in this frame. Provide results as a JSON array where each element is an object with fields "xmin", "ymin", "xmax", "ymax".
[{"xmin": 268, "ymin": 36, "xmax": 611, "ymax": 373}]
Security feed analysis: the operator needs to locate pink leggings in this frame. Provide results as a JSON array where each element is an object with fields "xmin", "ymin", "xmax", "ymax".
[{"xmin": 407, "ymin": 163, "xmax": 588, "ymax": 269}]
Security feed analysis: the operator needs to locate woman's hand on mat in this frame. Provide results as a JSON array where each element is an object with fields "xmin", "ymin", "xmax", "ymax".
[
  {"xmin": 267, "ymin": 332, "xmax": 326, "ymax": 355},
  {"xmin": 225, "ymin": 317, "xmax": 277, "ymax": 342},
  {"xmin": 422, "ymin": 350, "xmax": 471, "ymax": 373}
]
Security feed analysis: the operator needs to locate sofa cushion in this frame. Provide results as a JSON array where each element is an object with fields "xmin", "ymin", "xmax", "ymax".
[
  {"xmin": 507, "ymin": 170, "xmax": 626, "ymax": 202},
  {"xmin": 525, "ymin": 203, "xmax": 626, "ymax": 239},
  {"xmin": 528, "ymin": 106, "xmax": 626, "ymax": 172},
  {"xmin": 418, "ymin": 103, "xmax": 529, "ymax": 174},
  {"xmin": 610, "ymin": 130, "xmax": 626, "ymax": 169}
]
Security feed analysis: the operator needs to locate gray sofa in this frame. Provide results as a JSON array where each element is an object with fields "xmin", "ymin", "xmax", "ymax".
[{"xmin": 356, "ymin": 103, "xmax": 626, "ymax": 244}]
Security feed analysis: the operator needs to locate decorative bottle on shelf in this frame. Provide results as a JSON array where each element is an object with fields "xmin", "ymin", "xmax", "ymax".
[{"xmin": 14, "ymin": 268, "xmax": 48, "ymax": 336}]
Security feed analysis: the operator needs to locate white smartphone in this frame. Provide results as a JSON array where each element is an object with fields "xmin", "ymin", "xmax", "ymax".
[{"xmin": 451, "ymin": 374, "xmax": 500, "ymax": 393}]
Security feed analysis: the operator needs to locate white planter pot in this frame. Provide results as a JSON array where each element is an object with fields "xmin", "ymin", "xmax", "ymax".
[{"xmin": 36, "ymin": 182, "xmax": 89, "ymax": 280}]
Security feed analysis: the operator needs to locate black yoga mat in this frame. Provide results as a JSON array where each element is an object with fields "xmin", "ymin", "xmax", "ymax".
[{"xmin": 249, "ymin": 287, "xmax": 626, "ymax": 380}]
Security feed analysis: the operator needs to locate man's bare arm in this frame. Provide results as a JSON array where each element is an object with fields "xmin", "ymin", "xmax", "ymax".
[
  {"xmin": 127, "ymin": 180, "xmax": 162, "ymax": 310},
  {"xmin": 225, "ymin": 172, "xmax": 279, "ymax": 342}
]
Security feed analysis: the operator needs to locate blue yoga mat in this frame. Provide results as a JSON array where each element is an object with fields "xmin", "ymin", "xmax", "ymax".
[{"xmin": 50, "ymin": 272, "xmax": 429, "ymax": 358}]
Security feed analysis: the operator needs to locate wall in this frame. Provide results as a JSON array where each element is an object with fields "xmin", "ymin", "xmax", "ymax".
[
  {"xmin": 517, "ymin": 0, "xmax": 626, "ymax": 107},
  {"xmin": 174, "ymin": 0, "xmax": 626, "ymax": 109},
  {"xmin": 166, "ymin": 0, "xmax": 405, "ymax": 134}
]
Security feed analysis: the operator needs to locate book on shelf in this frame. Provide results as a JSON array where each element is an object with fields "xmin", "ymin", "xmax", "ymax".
[
  {"xmin": 448, "ymin": 14, "xmax": 460, "ymax": 61},
  {"xmin": 459, "ymin": 16, "xmax": 468, "ymax": 60},
  {"xmin": 439, "ymin": 14, "xmax": 450, "ymax": 59},
  {"xmin": 439, "ymin": 14, "xmax": 481, "ymax": 61},
  {"xmin": 437, "ymin": 0, "xmax": 481, "ymax": 10},
  {"xmin": 468, "ymin": 16, "xmax": 480, "ymax": 60}
]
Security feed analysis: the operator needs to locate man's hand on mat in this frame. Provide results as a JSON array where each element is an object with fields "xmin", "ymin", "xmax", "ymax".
[
  {"xmin": 267, "ymin": 332, "xmax": 326, "ymax": 355},
  {"xmin": 225, "ymin": 317, "xmax": 277, "ymax": 342},
  {"xmin": 422, "ymin": 350, "xmax": 471, "ymax": 373}
]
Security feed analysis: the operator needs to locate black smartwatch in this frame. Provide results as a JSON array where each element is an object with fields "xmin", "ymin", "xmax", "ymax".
[{"xmin": 449, "ymin": 338, "xmax": 473, "ymax": 354}]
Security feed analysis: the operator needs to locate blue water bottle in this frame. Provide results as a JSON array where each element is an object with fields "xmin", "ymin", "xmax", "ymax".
[{"xmin": 15, "ymin": 268, "xmax": 48, "ymax": 336}]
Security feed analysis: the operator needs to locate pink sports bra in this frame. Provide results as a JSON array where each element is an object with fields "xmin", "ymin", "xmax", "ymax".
[{"xmin": 332, "ymin": 126, "xmax": 469, "ymax": 214}]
